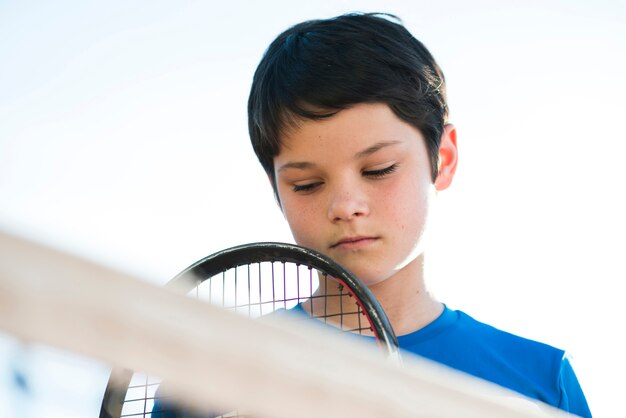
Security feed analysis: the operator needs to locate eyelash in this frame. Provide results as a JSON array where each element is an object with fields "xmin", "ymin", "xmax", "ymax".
[
  {"xmin": 292, "ymin": 182, "xmax": 321, "ymax": 193},
  {"xmin": 363, "ymin": 163, "xmax": 398, "ymax": 178},
  {"xmin": 291, "ymin": 164, "xmax": 398, "ymax": 193}
]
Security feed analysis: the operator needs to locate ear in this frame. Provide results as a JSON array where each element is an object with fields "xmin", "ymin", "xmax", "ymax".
[{"xmin": 434, "ymin": 124, "xmax": 458, "ymax": 191}]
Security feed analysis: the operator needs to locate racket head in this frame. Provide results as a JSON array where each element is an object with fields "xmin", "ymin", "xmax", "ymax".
[
  {"xmin": 171, "ymin": 242, "xmax": 398, "ymax": 352},
  {"xmin": 100, "ymin": 242, "xmax": 399, "ymax": 418}
]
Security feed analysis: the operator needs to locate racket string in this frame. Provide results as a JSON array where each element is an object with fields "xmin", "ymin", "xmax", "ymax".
[
  {"xmin": 196, "ymin": 263, "xmax": 373, "ymax": 336},
  {"xmin": 121, "ymin": 260, "xmax": 376, "ymax": 417}
]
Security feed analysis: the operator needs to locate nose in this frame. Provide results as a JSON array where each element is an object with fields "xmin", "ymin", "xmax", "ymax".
[{"xmin": 327, "ymin": 182, "xmax": 370, "ymax": 222}]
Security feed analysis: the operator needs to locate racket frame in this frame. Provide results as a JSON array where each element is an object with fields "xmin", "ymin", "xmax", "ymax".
[{"xmin": 100, "ymin": 242, "xmax": 399, "ymax": 418}]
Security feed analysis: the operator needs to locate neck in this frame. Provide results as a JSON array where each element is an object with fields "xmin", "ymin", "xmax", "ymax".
[
  {"xmin": 303, "ymin": 254, "xmax": 442, "ymax": 337},
  {"xmin": 368, "ymin": 254, "xmax": 443, "ymax": 336}
]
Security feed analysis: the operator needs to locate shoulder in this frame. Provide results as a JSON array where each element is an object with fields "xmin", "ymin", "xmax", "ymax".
[
  {"xmin": 401, "ymin": 307, "xmax": 591, "ymax": 414},
  {"xmin": 452, "ymin": 309, "xmax": 573, "ymax": 385},
  {"xmin": 404, "ymin": 306, "xmax": 565, "ymax": 360},
  {"xmin": 454, "ymin": 310, "xmax": 566, "ymax": 361}
]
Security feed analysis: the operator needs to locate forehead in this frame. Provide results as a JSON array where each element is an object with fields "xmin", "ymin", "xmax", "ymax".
[{"xmin": 276, "ymin": 103, "xmax": 425, "ymax": 158}]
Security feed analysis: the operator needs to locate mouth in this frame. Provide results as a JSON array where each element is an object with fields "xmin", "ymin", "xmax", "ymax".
[{"xmin": 330, "ymin": 236, "xmax": 379, "ymax": 250}]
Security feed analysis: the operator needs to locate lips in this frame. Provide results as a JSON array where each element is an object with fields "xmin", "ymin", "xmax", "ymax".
[{"xmin": 330, "ymin": 236, "xmax": 379, "ymax": 249}]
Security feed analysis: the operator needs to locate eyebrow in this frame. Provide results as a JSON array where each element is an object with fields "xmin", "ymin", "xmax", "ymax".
[
  {"xmin": 354, "ymin": 140, "xmax": 401, "ymax": 159},
  {"xmin": 277, "ymin": 161, "xmax": 316, "ymax": 172},
  {"xmin": 277, "ymin": 140, "xmax": 401, "ymax": 173}
]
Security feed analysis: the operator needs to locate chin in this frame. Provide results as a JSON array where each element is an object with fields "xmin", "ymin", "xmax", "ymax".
[{"xmin": 342, "ymin": 264, "xmax": 391, "ymax": 287}]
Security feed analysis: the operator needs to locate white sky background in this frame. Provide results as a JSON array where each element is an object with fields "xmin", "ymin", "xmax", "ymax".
[{"xmin": 0, "ymin": 1, "xmax": 624, "ymax": 417}]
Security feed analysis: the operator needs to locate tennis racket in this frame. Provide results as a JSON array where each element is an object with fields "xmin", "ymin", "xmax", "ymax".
[{"xmin": 99, "ymin": 242, "xmax": 399, "ymax": 418}]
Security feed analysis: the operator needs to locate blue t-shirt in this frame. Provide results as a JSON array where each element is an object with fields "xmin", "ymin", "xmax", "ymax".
[
  {"xmin": 395, "ymin": 306, "xmax": 591, "ymax": 417},
  {"xmin": 152, "ymin": 305, "xmax": 591, "ymax": 417}
]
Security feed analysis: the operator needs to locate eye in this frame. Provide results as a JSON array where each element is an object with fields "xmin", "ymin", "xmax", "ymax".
[
  {"xmin": 362, "ymin": 164, "xmax": 398, "ymax": 178},
  {"xmin": 292, "ymin": 182, "xmax": 323, "ymax": 193}
]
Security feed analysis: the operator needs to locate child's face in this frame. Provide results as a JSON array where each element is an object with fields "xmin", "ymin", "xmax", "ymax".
[{"xmin": 273, "ymin": 103, "xmax": 445, "ymax": 286}]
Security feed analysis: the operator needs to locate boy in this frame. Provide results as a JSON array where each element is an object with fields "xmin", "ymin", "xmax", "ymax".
[
  {"xmin": 246, "ymin": 12, "xmax": 591, "ymax": 417},
  {"xmin": 153, "ymin": 12, "xmax": 590, "ymax": 417}
]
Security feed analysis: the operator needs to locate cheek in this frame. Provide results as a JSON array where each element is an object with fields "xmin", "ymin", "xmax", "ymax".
[
  {"xmin": 383, "ymin": 176, "xmax": 431, "ymax": 237},
  {"xmin": 280, "ymin": 197, "xmax": 319, "ymax": 246}
]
